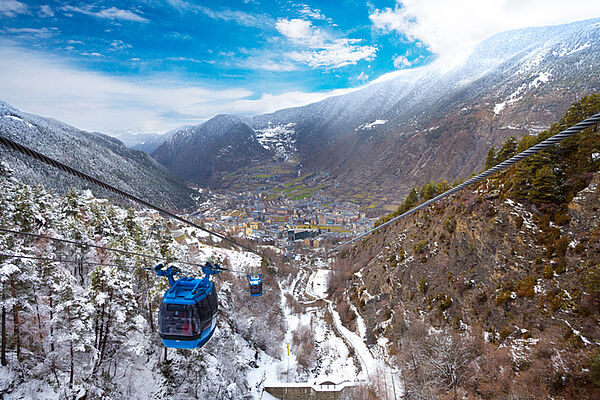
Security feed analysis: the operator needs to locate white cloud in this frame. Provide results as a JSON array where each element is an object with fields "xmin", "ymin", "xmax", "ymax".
[
  {"xmin": 62, "ymin": 5, "xmax": 148, "ymax": 23},
  {"xmin": 276, "ymin": 18, "xmax": 377, "ymax": 69},
  {"xmin": 0, "ymin": 44, "xmax": 361, "ymax": 134},
  {"xmin": 288, "ymin": 39, "xmax": 377, "ymax": 68},
  {"xmin": 275, "ymin": 18, "xmax": 325, "ymax": 46},
  {"xmin": 39, "ymin": 4, "xmax": 53, "ymax": 17},
  {"xmin": 370, "ymin": 0, "xmax": 600, "ymax": 55},
  {"xmin": 165, "ymin": 0, "xmax": 272, "ymax": 28},
  {"xmin": 81, "ymin": 52, "xmax": 103, "ymax": 57},
  {"xmin": 110, "ymin": 40, "xmax": 132, "ymax": 50},
  {"xmin": 0, "ymin": 0, "xmax": 27, "ymax": 17},
  {"xmin": 196, "ymin": 6, "xmax": 272, "ymax": 28},
  {"xmin": 393, "ymin": 55, "xmax": 412, "ymax": 69},
  {"xmin": 3, "ymin": 27, "xmax": 59, "ymax": 39},
  {"xmin": 243, "ymin": 58, "xmax": 298, "ymax": 72},
  {"xmin": 298, "ymin": 4, "xmax": 326, "ymax": 20}
]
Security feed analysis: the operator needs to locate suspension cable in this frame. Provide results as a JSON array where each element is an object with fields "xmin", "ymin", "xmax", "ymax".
[
  {"xmin": 0, "ymin": 252, "xmax": 251, "ymax": 276},
  {"xmin": 0, "ymin": 134, "xmax": 258, "ymax": 255},
  {"xmin": 0, "ymin": 227, "xmax": 253, "ymax": 275},
  {"xmin": 323, "ymin": 111, "xmax": 600, "ymax": 257},
  {"xmin": 0, "ymin": 252, "xmax": 134, "ymax": 269},
  {"xmin": 0, "ymin": 226, "xmax": 205, "ymax": 268}
]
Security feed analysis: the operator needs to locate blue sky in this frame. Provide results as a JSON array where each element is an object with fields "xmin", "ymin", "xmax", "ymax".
[
  {"xmin": 1, "ymin": 0, "xmax": 598, "ymax": 134},
  {"xmin": 0, "ymin": 0, "xmax": 432, "ymax": 91}
]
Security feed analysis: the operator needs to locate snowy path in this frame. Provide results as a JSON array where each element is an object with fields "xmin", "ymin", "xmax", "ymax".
[
  {"xmin": 257, "ymin": 263, "xmax": 403, "ymax": 399},
  {"xmin": 328, "ymin": 302, "xmax": 375, "ymax": 380},
  {"xmin": 306, "ymin": 265, "xmax": 404, "ymax": 398}
]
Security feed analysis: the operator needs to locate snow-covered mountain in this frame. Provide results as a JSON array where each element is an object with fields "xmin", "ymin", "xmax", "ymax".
[
  {"xmin": 114, "ymin": 131, "xmax": 177, "ymax": 155},
  {"xmin": 152, "ymin": 114, "xmax": 271, "ymax": 186},
  {"xmin": 254, "ymin": 122, "xmax": 297, "ymax": 161},
  {"xmin": 0, "ymin": 100, "xmax": 197, "ymax": 210},
  {"xmin": 152, "ymin": 18, "xmax": 600, "ymax": 206}
]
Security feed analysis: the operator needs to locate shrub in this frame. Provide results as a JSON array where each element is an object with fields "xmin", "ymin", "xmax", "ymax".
[
  {"xmin": 590, "ymin": 350, "xmax": 600, "ymax": 387},
  {"xmin": 398, "ymin": 248, "xmax": 406, "ymax": 261},
  {"xmin": 515, "ymin": 275, "xmax": 536, "ymax": 298},
  {"xmin": 418, "ymin": 278, "xmax": 428, "ymax": 294},
  {"xmin": 555, "ymin": 236, "xmax": 570, "ymax": 257},
  {"xmin": 414, "ymin": 240, "xmax": 427, "ymax": 254},
  {"xmin": 495, "ymin": 290, "xmax": 511, "ymax": 306},
  {"xmin": 444, "ymin": 218, "xmax": 456, "ymax": 233},
  {"xmin": 584, "ymin": 264, "xmax": 600, "ymax": 298},
  {"xmin": 542, "ymin": 264, "xmax": 554, "ymax": 279},
  {"xmin": 554, "ymin": 257, "xmax": 567, "ymax": 274},
  {"xmin": 499, "ymin": 326, "xmax": 511, "ymax": 341},
  {"xmin": 438, "ymin": 294, "xmax": 453, "ymax": 312},
  {"xmin": 514, "ymin": 215, "xmax": 524, "ymax": 230}
]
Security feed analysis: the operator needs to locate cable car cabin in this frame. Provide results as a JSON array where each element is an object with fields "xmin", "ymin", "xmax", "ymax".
[
  {"xmin": 247, "ymin": 274, "xmax": 263, "ymax": 297},
  {"xmin": 155, "ymin": 263, "xmax": 220, "ymax": 349}
]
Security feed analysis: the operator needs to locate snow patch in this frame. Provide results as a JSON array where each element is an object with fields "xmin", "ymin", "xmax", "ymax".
[
  {"xmin": 306, "ymin": 269, "xmax": 330, "ymax": 299},
  {"xmin": 528, "ymin": 71, "xmax": 552, "ymax": 89},
  {"xmin": 255, "ymin": 123, "xmax": 297, "ymax": 160},
  {"xmin": 494, "ymin": 83, "xmax": 527, "ymax": 114},
  {"xmin": 556, "ymin": 42, "xmax": 591, "ymax": 57},
  {"xmin": 356, "ymin": 119, "xmax": 387, "ymax": 131},
  {"xmin": 3, "ymin": 114, "xmax": 35, "ymax": 128}
]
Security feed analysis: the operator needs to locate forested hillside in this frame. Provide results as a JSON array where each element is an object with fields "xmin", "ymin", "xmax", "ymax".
[
  {"xmin": 331, "ymin": 95, "xmax": 600, "ymax": 399},
  {"xmin": 0, "ymin": 163, "xmax": 286, "ymax": 399},
  {"xmin": 0, "ymin": 100, "xmax": 197, "ymax": 211}
]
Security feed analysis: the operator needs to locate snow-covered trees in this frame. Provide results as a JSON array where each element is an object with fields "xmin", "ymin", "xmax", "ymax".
[{"xmin": 0, "ymin": 166, "xmax": 277, "ymax": 399}]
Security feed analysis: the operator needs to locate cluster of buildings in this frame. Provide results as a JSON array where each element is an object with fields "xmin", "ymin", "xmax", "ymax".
[{"xmin": 185, "ymin": 191, "xmax": 376, "ymax": 252}]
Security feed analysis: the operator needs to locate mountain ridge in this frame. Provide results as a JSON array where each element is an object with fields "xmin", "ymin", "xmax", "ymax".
[
  {"xmin": 151, "ymin": 18, "xmax": 600, "ymax": 212},
  {"xmin": 0, "ymin": 101, "xmax": 198, "ymax": 210}
]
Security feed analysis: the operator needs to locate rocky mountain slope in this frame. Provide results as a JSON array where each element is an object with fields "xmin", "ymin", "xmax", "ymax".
[
  {"xmin": 152, "ymin": 18, "xmax": 600, "ymax": 211},
  {"xmin": 329, "ymin": 96, "xmax": 600, "ymax": 399},
  {"xmin": 0, "ymin": 100, "xmax": 197, "ymax": 210},
  {"xmin": 152, "ymin": 114, "xmax": 271, "ymax": 187}
]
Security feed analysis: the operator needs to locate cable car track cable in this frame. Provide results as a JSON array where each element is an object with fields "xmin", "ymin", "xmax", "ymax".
[
  {"xmin": 0, "ymin": 252, "xmax": 133, "ymax": 268},
  {"xmin": 0, "ymin": 134, "xmax": 257, "ymax": 255},
  {"xmin": 323, "ymin": 111, "xmax": 600, "ymax": 257},
  {"xmin": 0, "ymin": 227, "xmax": 253, "ymax": 275}
]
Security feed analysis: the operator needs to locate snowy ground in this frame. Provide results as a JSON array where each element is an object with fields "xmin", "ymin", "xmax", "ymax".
[{"xmin": 256, "ymin": 262, "xmax": 405, "ymax": 399}]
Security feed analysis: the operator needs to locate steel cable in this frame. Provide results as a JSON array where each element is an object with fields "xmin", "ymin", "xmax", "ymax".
[
  {"xmin": 323, "ymin": 111, "xmax": 600, "ymax": 257},
  {"xmin": 0, "ymin": 135, "xmax": 257, "ymax": 254},
  {"xmin": 0, "ymin": 227, "xmax": 257, "ymax": 275}
]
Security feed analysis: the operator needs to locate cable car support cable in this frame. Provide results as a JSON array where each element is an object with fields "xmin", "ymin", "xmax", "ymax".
[
  {"xmin": 323, "ymin": 111, "xmax": 600, "ymax": 257},
  {"xmin": 0, "ymin": 227, "xmax": 250, "ymax": 275},
  {"xmin": 0, "ymin": 134, "xmax": 258, "ymax": 255}
]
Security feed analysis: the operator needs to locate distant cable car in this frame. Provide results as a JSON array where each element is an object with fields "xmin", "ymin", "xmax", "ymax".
[
  {"xmin": 154, "ymin": 262, "xmax": 221, "ymax": 349},
  {"xmin": 247, "ymin": 274, "xmax": 263, "ymax": 297}
]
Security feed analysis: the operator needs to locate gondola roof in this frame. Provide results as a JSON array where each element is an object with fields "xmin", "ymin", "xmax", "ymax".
[{"xmin": 163, "ymin": 276, "xmax": 213, "ymax": 304}]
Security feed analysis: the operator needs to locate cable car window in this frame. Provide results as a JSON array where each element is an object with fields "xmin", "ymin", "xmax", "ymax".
[
  {"xmin": 158, "ymin": 303, "xmax": 196, "ymax": 336},
  {"xmin": 197, "ymin": 297, "xmax": 211, "ymax": 330},
  {"xmin": 250, "ymin": 282, "xmax": 262, "ymax": 295},
  {"xmin": 208, "ymin": 289, "xmax": 217, "ymax": 315}
]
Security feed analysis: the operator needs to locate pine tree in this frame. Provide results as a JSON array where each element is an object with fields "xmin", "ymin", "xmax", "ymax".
[
  {"xmin": 484, "ymin": 146, "xmax": 497, "ymax": 169},
  {"xmin": 528, "ymin": 164, "xmax": 562, "ymax": 204},
  {"xmin": 496, "ymin": 136, "xmax": 518, "ymax": 163}
]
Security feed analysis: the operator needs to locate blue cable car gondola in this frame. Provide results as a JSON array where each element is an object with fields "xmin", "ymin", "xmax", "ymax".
[
  {"xmin": 154, "ymin": 262, "xmax": 221, "ymax": 349},
  {"xmin": 247, "ymin": 274, "xmax": 263, "ymax": 297}
]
